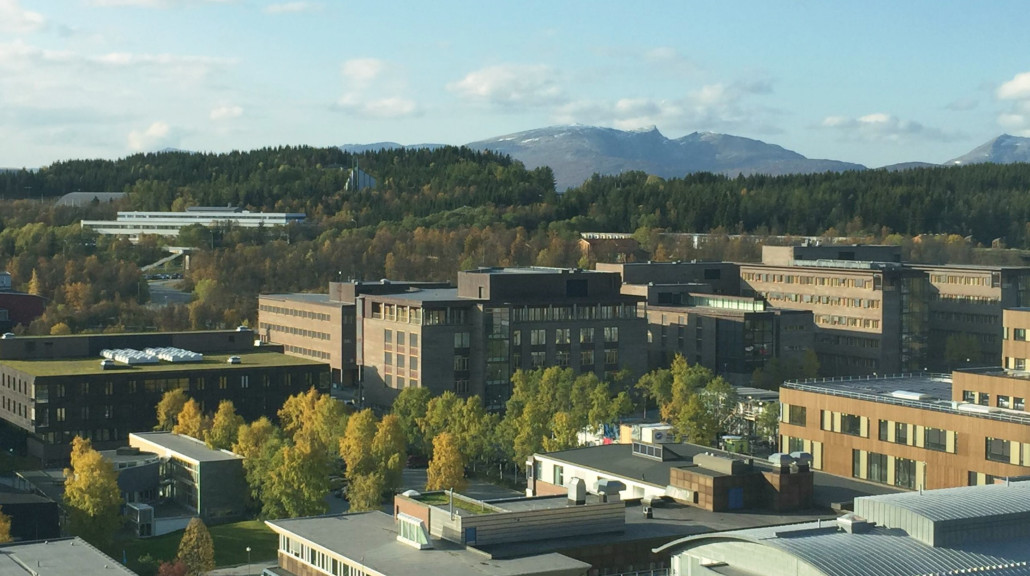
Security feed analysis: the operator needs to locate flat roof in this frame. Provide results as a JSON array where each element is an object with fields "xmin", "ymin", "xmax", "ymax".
[
  {"xmin": 130, "ymin": 432, "xmax": 242, "ymax": 463},
  {"xmin": 783, "ymin": 373, "xmax": 1030, "ymax": 426},
  {"xmin": 267, "ymin": 511, "xmax": 590, "ymax": 576},
  {"xmin": 0, "ymin": 538, "xmax": 137, "ymax": 576},
  {"xmin": 369, "ymin": 288, "xmax": 465, "ymax": 304},
  {"xmin": 538, "ymin": 442, "xmax": 901, "ymax": 508},
  {"xmin": 2, "ymin": 349, "xmax": 325, "ymax": 377},
  {"xmin": 260, "ymin": 293, "xmax": 340, "ymax": 307},
  {"xmin": 463, "ymin": 267, "xmax": 604, "ymax": 276}
]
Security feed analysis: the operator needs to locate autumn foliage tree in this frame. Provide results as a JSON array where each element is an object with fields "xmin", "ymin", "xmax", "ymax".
[
  {"xmin": 173, "ymin": 398, "xmax": 208, "ymax": 439},
  {"xmin": 155, "ymin": 389, "xmax": 189, "ymax": 431},
  {"xmin": 340, "ymin": 410, "xmax": 407, "ymax": 511},
  {"xmin": 177, "ymin": 517, "xmax": 215, "ymax": 576},
  {"xmin": 0, "ymin": 506, "xmax": 11, "ymax": 543},
  {"xmin": 205, "ymin": 399, "xmax": 245, "ymax": 450},
  {"xmin": 63, "ymin": 436, "xmax": 122, "ymax": 547},
  {"xmin": 426, "ymin": 432, "xmax": 466, "ymax": 492}
]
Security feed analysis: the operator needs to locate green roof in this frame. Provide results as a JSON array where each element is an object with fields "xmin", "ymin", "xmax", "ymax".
[{"xmin": 2, "ymin": 350, "xmax": 325, "ymax": 377}]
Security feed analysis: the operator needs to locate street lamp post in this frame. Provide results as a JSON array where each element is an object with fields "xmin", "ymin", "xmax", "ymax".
[{"xmin": 246, "ymin": 546, "xmax": 251, "ymax": 576}]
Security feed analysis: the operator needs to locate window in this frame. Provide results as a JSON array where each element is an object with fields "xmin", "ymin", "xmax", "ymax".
[
  {"xmin": 979, "ymin": 392, "xmax": 991, "ymax": 406},
  {"xmin": 986, "ymin": 437, "xmax": 1011, "ymax": 463},
  {"xmin": 788, "ymin": 437, "xmax": 804, "ymax": 453},
  {"xmin": 895, "ymin": 458, "xmax": 916, "ymax": 489},
  {"xmin": 788, "ymin": 405, "xmax": 807, "ymax": 426},
  {"xmin": 410, "ymin": 357, "xmax": 418, "ymax": 371},
  {"xmin": 1016, "ymin": 328, "xmax": 1027, "ymax": 341},
  {"xmin": 553, "ymin": 465, "xmax": 564, "ymax": 486},
  {"xmin": 962, "ymin": 390, "xmax": 975, "ymax": 403},
  {"xmin": 531, "ymin": 351, "xmax": 546, "ymax": 368},
  {"xmin": 604, "ymin": 349, "xmax": 619, "ymax": 366},
  {"xmin": 580, "ymin": 328, "xmax": 595, "ymax": 344},
  {"xmin": 841, "ymin": 414, "xmax": 863, "ymax": 437},
  {"xmin": 580, "ymin": 349, "xmax": 594, "ymax": 367},
  {"xmin": 453, "ymin": 356, "xmax": 469, "ymax": 371},
  {"xmin": 868, "ymin": 452, "xmax": 888, "ymax": 483},
  {"xmin": 924, "ymin": 428, "xmax": 947, "ymax": 452},
  {"xmin": 410, "ymin": 334, "xmax": 419, "ymax": 349},
  {"xmin": 1017, "ymin": 397, "xmax": 1026, "ymax": 411},
  {"xmin": 384, "ymin": 352, "xmax": 392, "ymax": 366},
  {"xmin": 895, "ymin": 422, "xmax": 908, "ymax": 445},
  {"xmin": 998, "ymin": 395, "xmax": 1011, "ymax": 409},
  {"xmin": 396, "ymin": 332, "xmax": 405, "ymax": 347},
  {"xmin": 530, "ymin": 329, "xmax": 547, "ymax": 347},
  {"xmin": 396, "ymin": 355, "xmax": 405, "ymax": 369},
  {"xmin": 852, "ymin": 449, "xmax": 861, "ymax": 479},
  {"xmin": 604, "ymin": 326, "xmax": 619, "ymax": 343},
  {"xmin": 878, "ymin": 420, "xmax": 888, "ymax": 441},
  {"xmin": 384, "ymin": 329, "xmax": 393, "ymax": 344},
  {"xmin": 555, "ymin": 328, "xmax": 570, "ymax": 345},
  {"xmin": 454, "ymin": 332, "xmax": 470, "ymax": 348}
]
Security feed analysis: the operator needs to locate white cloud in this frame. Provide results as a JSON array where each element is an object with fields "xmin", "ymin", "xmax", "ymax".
[
  {"xmin": 817, "ymin": 112, "xmax": 959, "ymax": 142},
  {"xmin": 447, "ymin": 64, "xmax": 565, "ymax": 108},
  {"xmin": 342, "ymin": 58, "xmax": 385, "ymax": 86},
  {"xmin": 995, "ymin": 72, "xmax": 1030, "ymax": 136},
  {"xmin": 335, "ymin": 58, "xmax": 418, "ymax": 119},
  {"xmin": 264, "ymin": 2, "xmax": 320, "ymax": 14},
  {"xmin": 0, "ymin": 0, "xmax": 46, "ymax": 34},
  {"xmin": 128, "ymin": 121, "xmax": 179, "ymax": 151},
  {"xmin": 551, "ymin": 78, "xmax": 778, "ymax": 134},
  {"xmin": 210, "ymin": 105, "xmax": 242, "ymax": 120}
]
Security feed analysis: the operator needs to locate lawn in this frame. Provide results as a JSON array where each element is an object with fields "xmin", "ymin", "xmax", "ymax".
[{"xmin": 113, "ymin": 519, "xmax": 278, "ymax": 572}]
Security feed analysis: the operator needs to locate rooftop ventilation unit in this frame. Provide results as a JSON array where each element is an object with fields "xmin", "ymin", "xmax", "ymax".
[
  {"xmin": 837, "ymin": 513, "xmax": 873, "ymax": 534},
  {"xmin": 568, "ymin": 477, "xmax": 586, "ymax": 505},
  {"xmin": 145, "ymin": 347, "xmax": 203, "ymax": 363},
  {"xmin": 101, "ymin": 348, "xmax": 159, "ymax": 365}
]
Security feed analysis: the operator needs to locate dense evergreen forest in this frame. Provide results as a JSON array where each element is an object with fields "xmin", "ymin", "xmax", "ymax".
[{"xmin": 2, "ymin": 145, "xmax": 1030, "ymax": 334}]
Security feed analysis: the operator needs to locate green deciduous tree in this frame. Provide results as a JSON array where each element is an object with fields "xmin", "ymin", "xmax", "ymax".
[
  {"xmin": 155, "ymin": 389, "xmax": 189, "ymax": 431},
  {"xmin": 426, "ymin": 432, "xmax": 466, "ymax": 491},
  {"xmin": 176, "ymin": 517, "xmax": 215, "ymax": 576},
  {"xmin": 372, "ymin": 414, "xmax": 407, "ymax": 495},
  {"xmin": 391, "ymin": 386, "xmax": 432, "ymax": 454},
  {"xmin": 63, "ymin": 436, "xmax": 122, "ymax": 547},
  {"xmin": 755, "ymin": 401, "xmax": 780, "ymax": 446},
  {"xmin": 261, "ymin": 439, "xmax": 330, "ymax": 519},
  {"xmin": 233, "ymin": 417, "xmax": 285, "ymax": 513},
  {"xmin": 205, "ymin": 399, "xmax": 245, "ymax": 450}
]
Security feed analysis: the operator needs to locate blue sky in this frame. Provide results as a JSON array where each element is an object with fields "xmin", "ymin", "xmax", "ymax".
[{"xmin": 3, "ymin": 0, "xmax": 1030, "ymax": 169}]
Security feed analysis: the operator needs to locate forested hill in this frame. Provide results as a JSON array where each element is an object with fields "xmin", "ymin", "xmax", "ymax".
[
  {"xmin": 4, "ymin": 146, "xmax": 1030, "ymax": 246},
  {"xmin": 561, "ymin": 164, "xmax": 1030, "ymax": 247},
  {"xmin": 0, "ymin": 146, "xmax": 558, "ymax": 220}
]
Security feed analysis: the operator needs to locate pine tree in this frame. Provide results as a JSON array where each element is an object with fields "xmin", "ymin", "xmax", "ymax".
[
  {"xmin": 63, "ymin": 436, "xmax": 122, "ymax": 547},
  {"xmin": 176, "ymin": 517, "xmax": 215, "ymax": 576}
]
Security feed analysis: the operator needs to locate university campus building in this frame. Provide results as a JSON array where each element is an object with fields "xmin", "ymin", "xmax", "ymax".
[
  {"xmin": 0, "ymin": 329, "xmax": 328, "ymax": 465},
  {"xmin": 260, "ymin": 267, "xmax": 648, "ymax": 410},
  {"xmin": 80, "ymin": 206, "xmax": 306, "ymax": 241},
  {"xmin": 0, "ymin": 271, "xmax": 44, "ymax": 333},
  {"xmin": 777, "ymin": 308, "xmax": 1030, "ymax": 491}
]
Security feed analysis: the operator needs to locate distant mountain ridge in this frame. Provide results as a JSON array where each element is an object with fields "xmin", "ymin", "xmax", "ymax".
[
  {"xmin": 336, "ymin": 128, "xmax": 1030, "ymax": 191},
  {"xmin": 946, "ymin": 134, "xmax": 1030, "ymax": 165}
]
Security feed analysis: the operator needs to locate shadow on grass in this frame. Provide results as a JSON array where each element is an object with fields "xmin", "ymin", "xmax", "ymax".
[{"xmin": 109, "ymin": 519, "xmax": 278, "ymax": 573}]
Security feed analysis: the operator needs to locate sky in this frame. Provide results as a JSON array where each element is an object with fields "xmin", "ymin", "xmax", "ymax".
[{"xmin": 3, "ymin": 0, "xmax": 1030, "ymax": 169}]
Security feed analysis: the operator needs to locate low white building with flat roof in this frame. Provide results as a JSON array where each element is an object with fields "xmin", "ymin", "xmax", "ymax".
[{"xmin": 81, "ymin": 207, "xmax": 305, "ymax": 240}]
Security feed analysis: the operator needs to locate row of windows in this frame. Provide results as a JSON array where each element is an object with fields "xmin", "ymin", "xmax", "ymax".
[
  {"xmin": 281, "ymin": 534, "xmax": 366, "ymax": 576},
  {"xmin": 382, "ymin": 352, "xmax": 419, "ymax": 371},
  {"xmin": 929, "ymin": 274, "xmax": 997, "ymax": 287},
  {"xmin": 961, "ymin": 390, "xmax": 1026, "ymax": 410},
  {"xmin": 259, "ymin": 304, "xmax": 332, "ymax": 322},
  {"xmin": 984, "ymin": 437, "xmax": 1030, "ymax": 466},
  {"xmin": 261, "ymin": 322, "xmax": 331, "ymax": 341},
  {"xmin": 509, "ymin": 303, "xmax": 641, "ymax": 322},
  {"xmin": 743, "ymin": 271, "xmax": 874, "ymax": 289},
  {"xmin": 1, "ymin": 374, "xmax": 27, "ymax": 395},
  {"xmin": 384, "ymin": 374, "xmax": 417, "ymax": 390},
  {"xmin": 931, "ymin": 294, "xmax": 999, "ymax": 306},
  {"xmin": 383, "ymin": 329, "xmax": 419, "ymax": 349},
  {"xmin": 284, "ymin": 345, "xmax": 331, "ymax": 360},
  {"xmin": 852, "ymin": 450, "xmax": 920, "ymax": 489},
  {"xmin": 932, "ymin": 311, "xmax": 999, "ymax": 325},
  {"xmin": 814, "ymin": 314, "xmax": 881, "ymax": 329},
  {"xmin": 765, "ymin": 292, "xmax": 881, "ymax": 309},
  {"xmin": 877, "ymin": 420, "xmax": 953, "ymax": 453},
  {"xmin": 371, "ymin": 303, "xmax": 424, "ymax": 325},
  {"xmin": 815, "ymin": 334, "xmax": 880, "ymax": 349}
]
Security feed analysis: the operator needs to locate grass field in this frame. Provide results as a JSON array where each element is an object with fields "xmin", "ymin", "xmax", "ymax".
[{"xmin": 112, "ymin": 519, "xmax": 278, "ymax": 572}]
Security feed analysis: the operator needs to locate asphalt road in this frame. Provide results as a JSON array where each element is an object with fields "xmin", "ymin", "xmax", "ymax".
[{"xmin": 147, "ymin": 279, "xmax": 192, "ymax": 307}]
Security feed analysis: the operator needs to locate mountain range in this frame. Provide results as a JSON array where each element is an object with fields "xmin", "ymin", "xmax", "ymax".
[{"xmin": 342, "ymin": 128, "xmax": 1030, "ymax": 191}]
